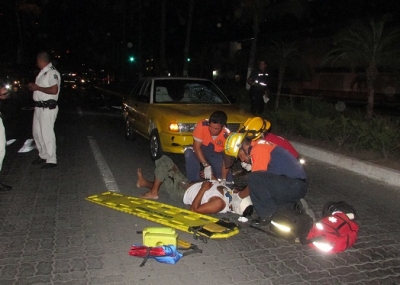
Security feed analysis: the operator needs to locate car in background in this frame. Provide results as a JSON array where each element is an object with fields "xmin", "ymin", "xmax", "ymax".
[{"xmin": 122, "ymin": 77, "xmax": 253, "ymax": 160}]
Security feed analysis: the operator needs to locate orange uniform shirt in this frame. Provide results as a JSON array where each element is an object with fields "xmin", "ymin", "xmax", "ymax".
[
  {"xmin": 192, "ymin": 119, "xmax": 230, "ymax": 153},
  {"xmin": 250, "ymin": 140, "xmax": 277, "ymax": 171}
]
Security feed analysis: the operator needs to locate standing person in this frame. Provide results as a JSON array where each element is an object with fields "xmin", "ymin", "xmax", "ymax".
[
  {"xmin": 224, "ymin": 133, "xmax": 307, "ymax": 227},
  {"xmin": 247, "ymin": 59, "xmax": 269, "ymax": 115},
  {"xmin": 184, "ymin": 110, "xmax": 232, "ymax": 183},
  {"xmin": 0, "ymin": 87, "xmax": 12, "ymax": 191},
  {"xmin": 28, "ymin": 51, "xmax": 61, "ymax": 169}
]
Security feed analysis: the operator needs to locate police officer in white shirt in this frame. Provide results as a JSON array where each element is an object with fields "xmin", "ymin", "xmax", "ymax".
[
  {"xmin": 28, "ymin": 51, "xmax": 61, "ymax": 169},
  {"xmin": 0, "ymin": 87, "xmax": 12, "ymax": 191}
]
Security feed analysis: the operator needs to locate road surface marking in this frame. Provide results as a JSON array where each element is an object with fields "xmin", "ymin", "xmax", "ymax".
[{"xmin": 88, "ymin": 136, "xmax": 120, "ymax": 192}]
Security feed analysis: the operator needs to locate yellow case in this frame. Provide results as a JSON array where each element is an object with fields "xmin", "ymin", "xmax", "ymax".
[{"xmin": 143, "ymin": 227, "xmax": 178, "ymax": 247}]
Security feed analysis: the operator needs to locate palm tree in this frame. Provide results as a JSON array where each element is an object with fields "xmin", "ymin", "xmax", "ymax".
[
  {"xmin": 325, "ymin": 18, "xmax": 400, "ymax": 119},
  {"xmin": 269, "ymin": 40, "xmax": 301, "ymax": 110},
  {"xmin": 237, "ymin": 0, "xmax": 269, "ymax": 90},
  {"xmin": 237, "ymin": 0, "xmax": 307, "ymax": 90}
]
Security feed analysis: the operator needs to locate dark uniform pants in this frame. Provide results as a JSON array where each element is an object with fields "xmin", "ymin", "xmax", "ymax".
[{"xmin": 248, "ymin": 171, "xmax": 307, "ymax": 219}]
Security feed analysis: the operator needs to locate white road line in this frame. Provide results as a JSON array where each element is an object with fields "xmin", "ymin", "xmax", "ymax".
[{"xmin": 88, "ymin": 136, "xmax": 120, "ymax": 192}]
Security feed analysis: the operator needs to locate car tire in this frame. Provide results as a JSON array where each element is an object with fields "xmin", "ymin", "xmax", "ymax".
[
  {"xmin": 150, "ymin": 129, "xmax": 163, "ymax": 161},
  {"xmin": 125, "ymin": 119, "xmax": 135, "ymax": 141}
]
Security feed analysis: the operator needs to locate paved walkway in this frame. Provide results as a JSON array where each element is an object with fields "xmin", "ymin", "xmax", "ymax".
[{"xmin": 0, "ymin": 108, "xmax": 399, "ymax": 285}]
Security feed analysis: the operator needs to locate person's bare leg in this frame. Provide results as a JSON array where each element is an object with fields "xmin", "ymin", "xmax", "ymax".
[
  {"xmin": 140, "ymin": 179, "xmax": 162, "ymax": 199},
  {"xmin": 136, "ymin": 168, "xmax": 154, "ymax": 189}
]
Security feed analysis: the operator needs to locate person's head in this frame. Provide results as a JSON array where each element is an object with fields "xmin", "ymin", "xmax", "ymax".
[
  {"xmin": 241, "ymin": 117, "xmax": 271, "ymax": 140},
  {"xmin": 258, "ymin": 60, "xmax": 267, "ymax": 71},
  {"xmin": 0, "ymin": 87, "xmax": 8, "ymax": 95},
  {"xmin": 36, "ymin": 51, "xmax": 51, "ymax": 69},
  {"xmin": 223, "ymin": 133, "xmax": 252, "ymax": 167},
  {"xmin": 237, "ymin": 138, "xmax": 252, "ymax": 163},
  {"xmin": 208, "ymin": 111, "xmax": 227, "ymax": 136}
]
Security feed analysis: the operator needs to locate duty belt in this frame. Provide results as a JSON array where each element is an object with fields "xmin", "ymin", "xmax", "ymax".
[{"xmin": 34, "ymin": 99, "xmax": 58, "ymax": 109}]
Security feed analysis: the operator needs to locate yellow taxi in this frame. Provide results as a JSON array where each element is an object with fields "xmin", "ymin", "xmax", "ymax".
[{"xmin": 122, "ymin": 77, "xmax": 253, "ymax": 160}]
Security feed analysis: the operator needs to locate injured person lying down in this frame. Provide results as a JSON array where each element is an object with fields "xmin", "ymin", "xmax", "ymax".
[{"xmin": 136, "ymin": 155, "xmax": 252, "ymax": 216}]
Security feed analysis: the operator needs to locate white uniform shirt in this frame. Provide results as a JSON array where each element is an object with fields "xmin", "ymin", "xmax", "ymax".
[
  {"xmin": 183, "ymin": 181, "xmax": 230, "ymax": 213},
  {"xmin": 33, "ymin": 63, "xmax": 61, "ymax": 101}
]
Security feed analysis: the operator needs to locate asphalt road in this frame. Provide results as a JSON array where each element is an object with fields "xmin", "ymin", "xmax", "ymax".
[{"xmin": 0, "ymin": 89, "xmax": 399, "ymax": 285}]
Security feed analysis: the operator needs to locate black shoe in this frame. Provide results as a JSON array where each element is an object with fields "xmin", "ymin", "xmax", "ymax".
[
  {"xmin": 32, "ymin": 157, "xmax": 46, "ymax": 165},
  {"xmin": 295, "ymin": 198, "xmax": 316, "ymax": 222},
  {"xmin": 0, "ymin": 182, "xmax": 12, "ymax": 191},
  {"xmin": 251, "ymin": 217, "xmax": 271, "ymax": 228},
  {"xmin": 41, "ymin": 163, "xmax": 57, "ymax": 169}
]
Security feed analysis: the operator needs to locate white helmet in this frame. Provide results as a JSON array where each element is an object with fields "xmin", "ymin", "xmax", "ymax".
[{"xmin": 230, "ymin": 193, "xmax": 253, "ymax": 217}]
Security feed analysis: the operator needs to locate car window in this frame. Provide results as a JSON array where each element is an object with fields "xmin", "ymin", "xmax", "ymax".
[
  {"xmin": 138, "ymin": 81, "xmax": 151, "ymax": 103},
  {"xmin": 130, "ymin": 79, "xmax": 145, "ymax": 99},
  {"xmin": 153, "ymin": 79, "xmax": 229, "ymax": 104}
]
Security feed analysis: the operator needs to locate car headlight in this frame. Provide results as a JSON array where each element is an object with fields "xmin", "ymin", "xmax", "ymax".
[{"xmin": 169, "ymin": 123, "xmax": 196, "ymax": 132}]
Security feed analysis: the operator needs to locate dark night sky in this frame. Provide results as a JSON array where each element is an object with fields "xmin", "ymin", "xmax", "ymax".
[{"xmin": 1, "ymin": 0, "xmax": 399, "ymax": 74}]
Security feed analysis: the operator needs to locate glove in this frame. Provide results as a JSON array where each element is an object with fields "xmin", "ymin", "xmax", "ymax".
[
  {"xmin": 241, "ymin": 162, "xmax": 252, "ymax": 171},
  {"xmin": 204, "ymin": 165, "xmax": 212, "ymax": 180}
]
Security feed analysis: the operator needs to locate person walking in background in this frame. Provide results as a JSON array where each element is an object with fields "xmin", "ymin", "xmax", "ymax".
[
  {"xmin": 28, "ymin": 51, "xmax": 61, "ymax": 169},
  {"xmin": 0, "ymin": 87, "xmax": 12, "ymax": 191},
  {"xmin": 247, "ymin": 59, "xmax": 269, "ymax": 115}
]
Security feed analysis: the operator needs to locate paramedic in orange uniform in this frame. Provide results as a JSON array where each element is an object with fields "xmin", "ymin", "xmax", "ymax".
[{"xmin": 184, "ymin": 111, "xmax": 232, "ymax": 183}]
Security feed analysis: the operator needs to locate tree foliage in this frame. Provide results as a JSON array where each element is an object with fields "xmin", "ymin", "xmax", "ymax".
[{"xmin": 325, "ymin": 17, "xmax": 400, "ymax": 118}]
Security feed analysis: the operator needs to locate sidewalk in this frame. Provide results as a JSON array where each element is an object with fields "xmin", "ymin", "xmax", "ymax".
[{"xmin": 292, "ymin": 142, "xmax": 400, "ymax": 187}]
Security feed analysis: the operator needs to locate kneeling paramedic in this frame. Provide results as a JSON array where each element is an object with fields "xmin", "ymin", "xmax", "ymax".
[
  {"xmin": 184, "ymin": 111, "xmax": 232, "ymax": 184},
  {"xmin": 223, "ymin": 133, "xmax": 307, "ymax": 227}
]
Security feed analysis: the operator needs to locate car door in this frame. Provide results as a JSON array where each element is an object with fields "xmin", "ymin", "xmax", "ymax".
[
  {"xmin": 125, "ymin": 79, "xmax": 144, "ymax": 131},
  {"xmin": 132, "ymin": 79, "xmax": 151, "ymax": 136}
]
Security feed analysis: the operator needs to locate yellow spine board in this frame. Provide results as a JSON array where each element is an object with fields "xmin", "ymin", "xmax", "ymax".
[{"xmin": 86, "ymin": 192, "xmax": 239, "ymax": 239}]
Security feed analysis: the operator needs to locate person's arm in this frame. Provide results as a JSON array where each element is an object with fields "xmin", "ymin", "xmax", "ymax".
[
  {"xmin": 190, "ymin": 181, "xmax": 225, "ymax": 214},
  {"xmin": 247, "ymin": 76, "xmax": 255, "ymax": 86},
  {"xmin": 28, "ymin": 83, "xmax": 58, "ymax": 95},
  {"xmin": 247, "ymin": 70, "xmax": 256, "ymax": 86},
  {"xmin": 220, "ymin": 160, "xmax": 230, "ymax": 181},
  {"xmin": 238, "ymin": 186, "xmax": 250, "ymax": 199},
  {"xmin": 193, "ymin": 140, "xmax": 208, "ymax": 166}
]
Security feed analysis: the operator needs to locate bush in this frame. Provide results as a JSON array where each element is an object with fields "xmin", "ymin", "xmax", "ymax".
[
  {"xmin": 218, "ymin": 85, "xmax": 400, "ymax": 161},
  {"xmin": 267, "ymin": 96, "xmax": 400, "ymax": 160}
]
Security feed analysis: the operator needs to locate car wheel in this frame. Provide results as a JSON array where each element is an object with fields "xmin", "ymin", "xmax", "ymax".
[
  {"xmin": 125, "ymin": 119, "xmax": 135, "ymax": 141},
  {"xmin": 149, "ymin": 129, "xmax": 163, "ymax": 161}
]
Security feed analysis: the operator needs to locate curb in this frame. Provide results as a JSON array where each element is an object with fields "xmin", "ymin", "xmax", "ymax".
[{"xmin": 292, "ymin": 141, "xmax": 400, "ymax": 188}]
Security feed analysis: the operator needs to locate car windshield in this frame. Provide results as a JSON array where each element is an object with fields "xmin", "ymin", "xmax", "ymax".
[{"xmin": 153, "ymin": 79, "xmax": 229, "ymax": 104}]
